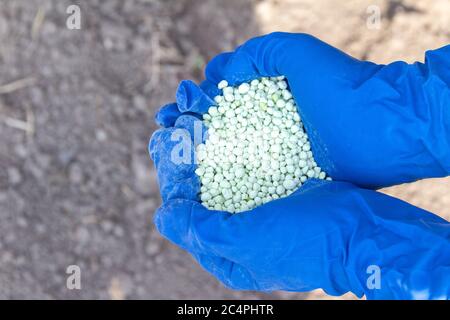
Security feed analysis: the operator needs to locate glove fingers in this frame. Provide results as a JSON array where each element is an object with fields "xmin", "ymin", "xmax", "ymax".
[
  {"xmin": 155, "ymin": 81, "xmax": 215, "ymax": 130},
  {"xmin": 205, "ymin": 34, "xmax": 299, "ymax": 86},
  {"xmin": 154, "ymin": 199, "xmax": 241, "ymax": 254},
  {"xmin": 199, "ymin": 79, "xmax": 221, "ymax": 99},
  {"xmin": 155, "ymin": 80, "xmax": 214, "ymax": 128},
  {"xmin": 205, "ymin": 50, "xmax": 264, "ymax": 87},
  {"xmin": 176, "ymin": 80, "xmax": 215, "ymax": 114},
  {"xmin": 155, "ymin": 102, "xmax": 181, "ymax": 128},
  {"xmin": 154, "ymin": 198, "xmax": 281, "ymax": 266},
  {"xmin": 154, "ymin": 201, "xmax": 258, "ymax": 290},
  {"xmin": 205, "ymin": 32, "xmax": 367, "ymax": 88},
  {"xmin": 194, "ymin": 253, "xmax": 259, "ymax": 290},
  {"xmin": 174, "ymin": 114, "xmax": 207, "ymax": 146},
  {"xmin": 154, "ymin": 187, "xmax": 354, "ymax": 265},
  {"xmin": 149, "ymin": 128, "xmax": 199, "ymax": 201},
  {"xmin": 157, "ymin": 33, "xmax": 364, "ymax": 127}
]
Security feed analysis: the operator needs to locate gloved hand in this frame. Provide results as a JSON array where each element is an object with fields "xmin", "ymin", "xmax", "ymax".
[
  {"xmin": 150, "ymin": 119, "xmax": 450, "ymax": 299},
  {"xmin": 193, "ymin": 32, "xmax": 449, "ymax": 189},
  {"xmin": 150, "ymin": 32, "xmax": 450, "ymax": 299}
]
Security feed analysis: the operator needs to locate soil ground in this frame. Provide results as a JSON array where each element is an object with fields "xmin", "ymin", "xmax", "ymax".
[{"xmin": 0, "ymin": 0, "xmax": 448, "ymax": 299}]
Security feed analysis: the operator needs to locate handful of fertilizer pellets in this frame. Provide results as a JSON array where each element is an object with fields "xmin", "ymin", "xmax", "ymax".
[{"xmin": 195, "ymin": 76, "xmax": 330, "ymax": 213}]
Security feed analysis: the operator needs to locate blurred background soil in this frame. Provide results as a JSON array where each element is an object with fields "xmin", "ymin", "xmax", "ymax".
[{"xmin": 0, "ymin": 0, "xmax": 448, "ymax": 299}]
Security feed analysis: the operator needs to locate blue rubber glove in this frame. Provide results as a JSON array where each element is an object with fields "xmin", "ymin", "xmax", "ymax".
[
  {"xmin": 157, "ymin": 32, "xmax": 450, "ymax": 189},
  {"xmin": 150, "ymin": 33, "xmax": 450, "ymax": 299},
  {"xmin": 150, "ymin": 122, "xmax": 450, "ymax": 299}
]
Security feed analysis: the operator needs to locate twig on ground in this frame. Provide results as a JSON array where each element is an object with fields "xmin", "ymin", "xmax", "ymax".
[
  {"xmin": 32, "ymin": 7, "xmax": 46, "ymax": 40},
  {"xmin": 0, "ymin": 77, "xmax": 36, "ymax": 95},
  {"xmin": 2, "ymin": 105, "xmax": 35, "ymax": 136},
  {"xmin": 3, "ymin": 117, "xmax": 31, "ymax": 132}
]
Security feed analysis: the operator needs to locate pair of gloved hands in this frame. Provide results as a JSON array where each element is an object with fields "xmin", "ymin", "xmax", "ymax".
[{"xmin": 149, "ymin": 33, "xmax": 450, "ymax": 299}]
